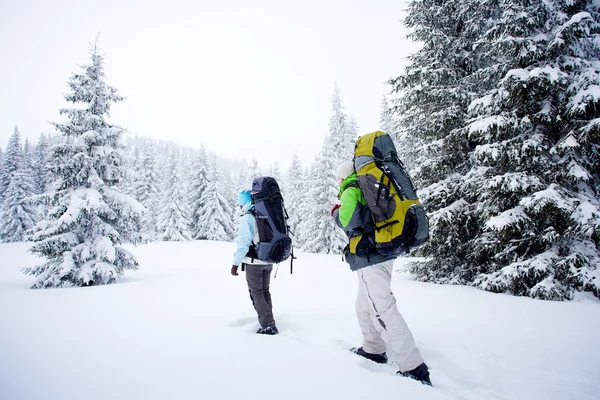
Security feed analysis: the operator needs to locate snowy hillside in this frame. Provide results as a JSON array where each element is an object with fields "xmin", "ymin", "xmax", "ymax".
[{"xmin": 1, "ymin": 241, "xmax": 599, "ymax": 400}]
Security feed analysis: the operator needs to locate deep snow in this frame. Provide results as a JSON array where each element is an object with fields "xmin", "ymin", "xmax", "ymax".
[{"xmin": 1, "ymin": 241, "xmax": 599, "ymax": 400}]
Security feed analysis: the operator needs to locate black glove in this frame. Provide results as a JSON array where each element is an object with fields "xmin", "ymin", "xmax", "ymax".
[{"xmin": 231, "ymin": 265, "xmax": 239, "ymax": 276}]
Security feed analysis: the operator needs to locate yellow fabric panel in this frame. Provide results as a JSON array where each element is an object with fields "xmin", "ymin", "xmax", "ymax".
[
  {"xmin": 355, "ymin": 131, "xmax": 385, "ymax": 157},
  {"xmin": 349, "ymin": 234, "xmax": 362, "ymax": 254},
  {"xmin": 356, "ymin": 161, "xmax": 383, "ymax": 179},
  {"xmin": 374, "ymin": 199, "xmax": 420, "ymax": 245}
]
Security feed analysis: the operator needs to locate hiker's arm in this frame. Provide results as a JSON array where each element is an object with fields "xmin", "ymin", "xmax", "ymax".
[
  {"xmin": 232, "ymin": 214, "xmax": 254, "ymax": 266},
  {"xmin": 334, "ymin": 189, "xmax": 360, "ymax": 230}
]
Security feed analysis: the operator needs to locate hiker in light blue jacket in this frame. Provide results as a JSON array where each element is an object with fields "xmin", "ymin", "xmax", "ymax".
[{"xmin": 231, "ymin": 190, "xmax": 278, "ymax": 335}]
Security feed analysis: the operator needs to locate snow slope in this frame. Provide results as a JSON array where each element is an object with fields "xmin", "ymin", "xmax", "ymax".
[{"xmin": 1, "ymin": 241, "xmax": 599, "ymax": 400}]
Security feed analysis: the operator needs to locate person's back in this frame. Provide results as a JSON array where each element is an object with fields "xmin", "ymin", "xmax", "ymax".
[
  {"xmin": 231, "ymin": 190, "xmax": 278, "ymax": 335},
  {"xmin": 334, "ymin": 171, "xmax": 390, "ymax": 270},
  {"xmin": 332, "ymin": 160, "xmax": 432, "ymax": 386}
]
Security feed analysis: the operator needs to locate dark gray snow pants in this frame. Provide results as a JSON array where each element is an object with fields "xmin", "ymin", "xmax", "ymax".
[{"xmin": 243, "ymin": 263, "xmax": 275, "ymax": 328}]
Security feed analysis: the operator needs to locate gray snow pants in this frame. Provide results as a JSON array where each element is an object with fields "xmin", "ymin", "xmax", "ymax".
[{"xmin": 244, "ymin": 263, "xmax": 275, "ymax": 328}]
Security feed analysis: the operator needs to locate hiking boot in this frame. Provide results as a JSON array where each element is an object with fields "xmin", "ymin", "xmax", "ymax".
[
  {"xmin": 256, "ymin": 326, "xmax": 279, "ymax": 335},
  {"xmin": 397, "ymin": 363, "xmax": 432, "ymax": 386},
  {"xmin": 350, "ymin": 347, "xmax": 388, "ymax": 364}
]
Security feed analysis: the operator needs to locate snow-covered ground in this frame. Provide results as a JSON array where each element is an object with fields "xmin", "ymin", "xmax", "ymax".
[{"xmin": 1, "ymin": 241, "xmax": 599, "ymax": 400}]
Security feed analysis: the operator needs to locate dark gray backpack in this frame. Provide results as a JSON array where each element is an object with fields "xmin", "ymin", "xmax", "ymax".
[{"xmin": 250, "ymin": 176, "xmax": 293, "ymax": 265}]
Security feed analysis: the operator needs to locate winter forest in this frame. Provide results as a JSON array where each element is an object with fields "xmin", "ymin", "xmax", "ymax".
[{"xmin": 1, "ymin": 0, "xmax": 599, "ymax": 301}]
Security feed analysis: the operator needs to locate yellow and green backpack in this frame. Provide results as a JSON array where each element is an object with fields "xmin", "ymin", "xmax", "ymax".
[{"xmin": 354, "ymin": 131, "xmax": 429, "ymax": 255}]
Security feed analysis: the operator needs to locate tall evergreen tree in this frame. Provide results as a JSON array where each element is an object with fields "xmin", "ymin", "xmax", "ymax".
[
  {"xmin": 460, "ymin": 0, "xmax": 600, "ymax": 300},
  {"xmin": 329, "ymin": 84, "xmax": 355, "ymax": 165},
  {"xmin": 194, "ymin": 162, "xmax": 234, "ymax": 241},
  {"xmin": 156, "ymin": 152, "xmax": 192, "ymax": 241},
  {"xmin": 347, "ymin": 114, "xmax": 359, "ymax": 146},
  {"xmin": 269, "ymin": 161, "xmax": 281, "ymax": 182},
  {"xmin": 222, "ymin": 169, "xmax": 238, "ymax": 239},
  {"xmin": 393, "ymin": 0, "xmax": 600, "ymax": 300},
  {"xmin": 189, "ymin": 147, "xmax": 210, "ymax": 239},
  {"xmin": 302, "ymin": 144, "xmax": 346, "ymax": 254},
  {"xmin": 379, "ymin": 95, "xmax": 398, "ymax": 139},
  {"xmin": 23, "ymin": 41, "xmax": 143, "ymax": 288},
  {"xmin": 0, "ymin": 126, "xmax": 24, "ymax": 201},
  {"xmin": 23, "ymin": 138, "xmax": 35, "ymax": 173},
  {"xmin": 34, "ymin": 133, "xmax": 51, "ymax": 195},
  {"xmin": 0, "ymin": 146, "xmax": 3, "ymax": 203},
  {"xmin": 285, "ymin": 153, "xmax": 305, "ymax": 244},
  {"xmin": 0, "ymin": 158, "xmax": 37, "ymax": 242},
  {"xmin": 388, "ymin": 0, "xmax": 487, "ymax": 271},
  {"xmin": 249, "ymin": 158, "xmax": 260, "ymax": 180},
  {"xmin": 136, "ymin": 144, "xmax": 160, "ymax": 240}
]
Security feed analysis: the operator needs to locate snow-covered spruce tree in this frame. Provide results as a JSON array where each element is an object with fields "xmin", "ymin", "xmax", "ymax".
[
  {"xmin": 194, "ymin": 161, "xmax": 234, "ymax": 241},
  {"xmin": 235, "ymin": 167, "xmax": 249, "ymax": 191},
  {"xmin": 23, "ymin": 138, "xmax": 36, "ymax": 174},
  {"xmin": 285, "ymin": 153, "xmax": 305, "ymax": 245},
  {"xmin": 222, "ymin": 169, "xmax": 238, "ymax": 240},
  {"xmin": 0, "ymin": 157, "xmax": 37, "ymax": 242},
  {"xmin": 380, "ymin": 95, "xmax": 399, "ymax": 142},
  {"xmin": 249, "ymin": 158, "xmax": 260, "ymax": 180},
  {"xmin": 189, "ymin": 146, "xmax": 210, "ymax": 239},
  {"xmin": 347, "ymin": 114, "xmax": 359, "ymax": 146},
  {"xmin": 34, "ymin": 133, "xmax": 51, "ymax": 195},
  {"xmin": 0, "ymin": 126, "xmax": 24, "ymax": 201},
  {"xmin": 0, "ymin": 146, "xmax": 3, "ymax": 203},
  {"xmin": 388, "ymin": 0, "xmax": 491, "ymax": 271},
  {"xmin": 269, "ymin": 161, "xmax": 281, "ymax": 182},
  {"xmin": 296, "ymin": 162, "xmax": 317, "ymax": 248},
  {"xmin": 23, "ymin": 42, "xmax": 143, "ymax": 288},
  {"xmin": 136, "ymin": 144, "xmax": 161, "ymax": 241},
  {"xmin": 458, "ymin": 0, "xmax": 600, "ymax": 300},
  {"xmin": 156, "ymin": 152, "xmax": 192, "ymax": 241},
  {"xmin": 117, "ymin": 140, "xmax": 138, "ymax": 199},
  {"xmin": 329, "ymin": 83, "xmax": 355, "ymax": 165},
  {"xmin": 380, "ymin": 94, "xmax": 420, "ymax": 172},
  {"xmin": 302, "ymin": 144, "xmax": 347, "ymax": 254}
]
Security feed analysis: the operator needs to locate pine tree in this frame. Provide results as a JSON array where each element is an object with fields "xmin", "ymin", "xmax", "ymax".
[
  {"xmin": 136, "ymin": 144, "xmax": 160, "ymax": 241},
  {"xmin": 393, "ymin": 0, "xmax": 600, "ymax": 300},
  {"xmin": 0, "ymin": 158, "xmax": 37, "ymax": 242},
  {"xmin": 285, "ymin": 153, "xmax": 305, "ymax": 244},
  {"xmin": 23, "ymin": 138, "xmax": 35, "ymax": 173},
  {"xmin": 0, "ymin": 126, "xmax": 24, "ymax": 201},
  {"xmin": 156, "ymin": 152, "xmax": 192, "ymax": 241},
  {"xmin": 461, "ymin": 0, "xmax": 600, "ymax": 300},
  {"xmin": 0, "ymin": 146, "xmax": 4, "ymax": 203},
  {"xmin": 189, "ymin": 147, "xmax": 210, "ymax": 239},
  {"xmin": 302, "ymin": 144, "xmax": 346, "ymax": 254},
  {"xmin": 347, "ymin": 114, "xmax": 359, "ymax": 147},
  {"xmin": 34, "ymin": 133, "xmax": 51, "ymax": 195},
  {"xmin": 249, "ymin": 158, "xmax": 260, "ymax": 180},
  {"xmin": 388, "ymin": 0, "xmax": 488, "ymax": 271},
  {"xmin": 194, "ymin": 162, "xmax": 235, "ymax": 241},
  {"xmin": 269, "ymin": 161, "xmax": 281, "ymax": 182},
  {"xmin": 329, "ymin": 84, "xmax": 355, "ymax": 165},
  {"xmin": 222, "ymin": 169, "xmax": 238, "ymax": 240},
  {"xmin": 118, "ymin": 141, "xmax": 138, "ymax": 199},
  {"xmin": 296, "ymin": 162, "xmax": 317, "ymax": 248},
  {"xmin": 379, "ymin": 95, "xmax": 398, "ymax": 140},
  {"xmin": 23, "ymin": 41, "xmax": 143, "ymax": 288}
]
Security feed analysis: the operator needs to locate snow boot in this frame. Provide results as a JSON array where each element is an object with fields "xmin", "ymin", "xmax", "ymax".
[
  {"xmin": 397, "ymin": 363, "xmax": 432, "ymax": 386},
  {"xmin": 350, "ymin": 347, "xmax": 388, "ymax": 364},
  {"xmin": 256, "ymin": 326, "xmax": 279, "ymax": 335}
]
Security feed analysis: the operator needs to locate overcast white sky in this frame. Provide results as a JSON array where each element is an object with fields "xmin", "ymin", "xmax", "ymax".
[{"xmin": 0, "ymin": 0, "xmax": 420, "ymax": 170}]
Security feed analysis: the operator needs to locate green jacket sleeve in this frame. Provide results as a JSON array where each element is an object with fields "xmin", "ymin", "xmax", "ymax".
[{"xmin": 335, "ymin": 187, "xmax": 362, "ymax": 230}]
